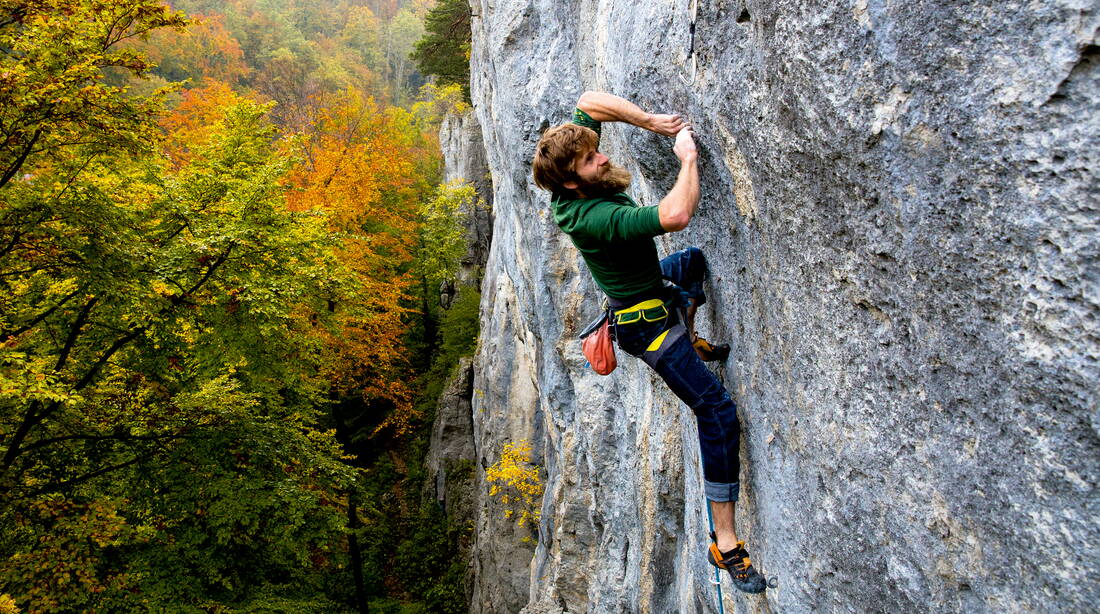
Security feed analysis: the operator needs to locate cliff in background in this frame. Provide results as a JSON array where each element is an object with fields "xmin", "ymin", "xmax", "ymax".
[{"xmin": 433, "ymin": 1, "xmax": 1099, "ymax": 612}]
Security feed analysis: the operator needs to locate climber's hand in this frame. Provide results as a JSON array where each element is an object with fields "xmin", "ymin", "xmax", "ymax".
[
  {"xmin": 673, "ymin": 126, "xmax": 697, "ymax": 162},
  {"xmin": 648, "ymin": 113, "xmax": 687, "ymax": 137}
]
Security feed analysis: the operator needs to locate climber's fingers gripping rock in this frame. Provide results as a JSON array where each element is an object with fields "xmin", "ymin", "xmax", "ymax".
[
  {"xmin": 648, "ymin": 113, "xmax": 687, "ymax": 137},
  {"xmin": 673, "ymin": 125, "xmax": 697, "ymax": 162}
]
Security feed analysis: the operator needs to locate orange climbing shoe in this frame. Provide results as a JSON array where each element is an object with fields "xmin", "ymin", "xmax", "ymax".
[
  {"xmin": 707, "ymin": 539, "xmax": 767, "ymax": 594},
  {"xmin": 693, "ymin": 336, "xmax": 730, "ymax": 362}
]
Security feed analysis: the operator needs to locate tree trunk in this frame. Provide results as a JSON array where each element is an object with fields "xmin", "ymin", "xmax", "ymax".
[{"xmin": 348, "ymin": 490, "xmax": 369, "ymax": 614}]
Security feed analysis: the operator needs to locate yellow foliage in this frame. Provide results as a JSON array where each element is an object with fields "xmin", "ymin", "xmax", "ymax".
[
  {"xmin": 0, "ymin": 594, "xmax": 18, "ymax": 614},
  {"xmin": 411, "ymin": 82, "xmax": 469, "ymax": 129},
  {"xmin": 484, "ymin": 440, "xmax": 543, "ymax": 534}
]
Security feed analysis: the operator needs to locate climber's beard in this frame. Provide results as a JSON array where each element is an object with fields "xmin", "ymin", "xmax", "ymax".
[{"xmin": 580, "ymin": 161, "xmax": 632, "ymax": 197}]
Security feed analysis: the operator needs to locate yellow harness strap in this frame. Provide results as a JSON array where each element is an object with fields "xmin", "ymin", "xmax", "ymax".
[
  {"xmin": 613, "ymin": 298, "xmax": 664, "ymax": 316},
  {"xmin": 646, "ymin": 329, "xmax": 671, "ymax": 352}
]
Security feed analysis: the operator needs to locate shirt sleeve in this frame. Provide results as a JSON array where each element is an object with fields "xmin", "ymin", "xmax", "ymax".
[
  {"xmin": 576, "ymin": 199, "xmax": 665, "ymax": 242},
  {"xmin": 572, "ymin": 107, "xmax": 602, "ymax": 138}
]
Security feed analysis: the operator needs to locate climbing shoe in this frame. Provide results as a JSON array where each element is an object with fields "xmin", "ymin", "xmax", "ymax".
[
  {"xmin": 693, "ymin": 336, "xmax": 730, "ymax": 362},
  {"xmin": 707, "ymin": 537, "xmax": 767, "ymax": 594}
]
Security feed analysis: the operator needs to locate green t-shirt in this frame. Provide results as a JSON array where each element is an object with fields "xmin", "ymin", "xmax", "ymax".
[{"xmin": 551, "ymin": 109, "xmax": 666, "ymax": 300}]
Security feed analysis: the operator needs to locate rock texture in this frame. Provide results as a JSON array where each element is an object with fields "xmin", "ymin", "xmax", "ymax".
[
  {"xmin": 426, "ymin": 110, "xmax": 498, "ymax": 607},
  {"xmin": 455, "ymin": 1, "xmax": 1099, "ymax": 612},
  {"xmin": 441, "ymin": 110, "xmax": 495, "ymax": 288}
]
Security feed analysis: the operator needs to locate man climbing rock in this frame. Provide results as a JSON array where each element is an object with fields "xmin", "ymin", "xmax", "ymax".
[{"xmin": 532, "ymin": 91, "xmax": 766, "ymax": 594}]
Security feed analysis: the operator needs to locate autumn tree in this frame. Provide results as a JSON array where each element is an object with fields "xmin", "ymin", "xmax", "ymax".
[
  {"xmin": 0, "ymin": 2, "xmax": 367, "ymax": 610},
  {"xmin": 136, "ymin": 12, "xmax": 251, "ymax": 86},
  {"xmin": 0, "ymin": 0, "xmax": 187, "ymax": 191},
  {"xmin": 382, "ymin": 7, "xmax": 425, "ymax": 104},
  {"xmin": 286, "ymin": 89, "xmax": 441, "ymax": 435},
  {"xmin": 160, "ymin": 80, "xmax": 245, "ymax": 166},
  {"xmin": 2, "ymin": 1, "xmax": 471, "ymax": 611},
  {"xmin": 1, "ymin": 90, "xmax": 362, "ymax": 610}
]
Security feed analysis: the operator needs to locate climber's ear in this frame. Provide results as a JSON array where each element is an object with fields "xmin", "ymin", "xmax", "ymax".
[{"xmin": 563, "ymin": 180, "xmax": 578, "ymax": 190}]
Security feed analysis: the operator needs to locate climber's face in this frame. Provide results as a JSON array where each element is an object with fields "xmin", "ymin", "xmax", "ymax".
[
  {"xmin": 564, "ymin": 145, "xmax": 631, "ymax": 197},
  {"xmin": 572, "ymin": 146, "xmax": 610, "ymax": 186}
]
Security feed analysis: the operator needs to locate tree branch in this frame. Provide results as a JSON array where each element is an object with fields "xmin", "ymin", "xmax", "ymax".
[
  {"xmin": 0, "ymin": 244, "xmax": 235, "ymax": 478},
  {"xmin": 1, "ymin": 285, "xmax": 85, "ymax": 339},
  {"xmin": 26, "ymin": 456, "xmax": 143, "ymax": 497},
  {"xmin": 1, "ymin": 400, "xmax": 42, "ymax": 475},
  {"xmin": 19, "ymin": 430, "xmax": 188, "ymax": 456},
  {"xmin": 54, "ymin": 295, "xmax": 97, "ymax": 371},
  {"xmin": 0, "ymin": 127, "xmax": 43, "ymax": 191}
]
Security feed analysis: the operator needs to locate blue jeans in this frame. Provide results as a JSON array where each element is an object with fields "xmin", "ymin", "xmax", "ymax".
[{"xmin": 612, "ymin": 248, "xmax": 740, "ymax": 502}]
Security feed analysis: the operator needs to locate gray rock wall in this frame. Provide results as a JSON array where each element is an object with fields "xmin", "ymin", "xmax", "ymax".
[
  {"xmin": 440, "ymin": 111, "xmax": 495, "ymax": 287},
  {"xmin": 427, "ymin": 111, "xmax": 497, "ymax": 608},
  {"xmin": 458, "ymin": 1, "xmax": 1099, "ymax": 612}
]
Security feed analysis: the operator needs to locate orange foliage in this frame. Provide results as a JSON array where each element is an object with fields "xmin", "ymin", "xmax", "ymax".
[
  {"xmin": 135, "ymin": 12, "xmax": 250, "ymax": 86},
  {"xmin": 160, "ymin": 80, "xmax": 245, "ymax": 166},
  {"xmin": 287, "ymin": 91, "xmax": 430, "ymax": 431}
]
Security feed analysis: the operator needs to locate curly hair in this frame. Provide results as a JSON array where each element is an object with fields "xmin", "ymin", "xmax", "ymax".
[{"xmin": 531, "ymin": 123, "xmax": 599, "ymax": 197}]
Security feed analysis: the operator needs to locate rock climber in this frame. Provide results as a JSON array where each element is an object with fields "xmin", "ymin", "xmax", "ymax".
[{"xmin": 531, "ymin": 91, "xmax": 767, "ymax": 594}]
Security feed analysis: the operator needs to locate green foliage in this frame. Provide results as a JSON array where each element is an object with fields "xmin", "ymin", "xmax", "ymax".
[
  {"xmin": 230, "ymin": 585, "xmax": 355, "ymax": 614},
  {"xmin": 411, "ymin": 82, "xmax": 471, "ymax": 131},
  {"xmin": 354, "ymin": 450, "xmax": 468, "ymax": 611},
  {"xmin": 367, "ymin": 598, "xmax": 428, "ymax": 614},
  {"xmin": 0, "ymin": 0, "xmax": 188, "ymax": 191},
  {"xmin": 160, "ymin": 0, "xmax": 431, "ymax": 111},
  {"xmin": 448, "ymin": 458, "xmax": 476, "ymax": 482},
  {"xmin": 438, "ymin": 285, "xmax": 482, "ymax": 363},
  {"xmin": 0, "ymin": 94, "xmax": 361, "ymax": 611},
  {"xmin": 409, "ymin": 284, "xmax": 481, "ymax": 426},
  {"xmin": 383, "ymin": 7, "xmax": 426, "ymax": 104},
  {"xmin": 342, "ymin": 6, "xmax": 385, "ymax": 72},
  {"xmin": 0, "ymin": 11, "xmax": 362, "ymax": 603},
  {"xmin": 1, "ymin": 1, "xmax": 474, "ymax": 612},
  {"xmin": 415, "ymin": 179, "xmax": 475, "ymax": 292},
  {"xmin": 411, "ymin": 0, "xmax": 472, "ymax": 101},
  {"xmin": 392, "ymin": 504, "xmax": 467, "ymax": 614}
]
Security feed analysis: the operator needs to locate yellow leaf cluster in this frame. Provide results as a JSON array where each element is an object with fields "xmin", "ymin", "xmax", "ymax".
[{"xmin": 484, "ymin": 440, "xmax": 543, "ymax": 534}]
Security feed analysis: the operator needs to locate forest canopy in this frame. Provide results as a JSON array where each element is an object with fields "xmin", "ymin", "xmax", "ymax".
[{"xmin": 0, "ymin": 0, "xmax": 475, "ymax": 612}]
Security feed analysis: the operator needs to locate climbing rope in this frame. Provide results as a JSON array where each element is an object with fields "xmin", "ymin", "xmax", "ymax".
[
  {"xmin": 705, "ymin": 503, "xmax": 726, "ymax": 614},
  {"xmin": 679, "ymin": 0, "xmax": 698, "ymax": 85}
]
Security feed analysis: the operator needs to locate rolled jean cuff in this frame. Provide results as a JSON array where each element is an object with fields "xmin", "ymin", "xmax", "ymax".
[{"xmin": 705, "ymin": 480, "xmax": 740, "ymax": 502}]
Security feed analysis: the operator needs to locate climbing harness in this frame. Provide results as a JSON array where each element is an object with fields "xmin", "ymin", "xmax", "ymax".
[
  {"xmin": 612, "ymin": 298, "xmax": 668, "ymax": 325},
  {"xmin": 679, "ymin": 0, "xmax": 699, "ymax": 85},
  {"xmin": 610, "ymin": 295, "xmax": 688, "ymax": 368}
]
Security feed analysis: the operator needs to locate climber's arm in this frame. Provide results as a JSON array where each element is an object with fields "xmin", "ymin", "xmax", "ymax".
[
  {"xmin": 658, "ymin": 127, "xmax": 700, "ymax": 232},
  {"xmin": 576, "ymin": 91, "xmax": 685, "ymax": 137}
]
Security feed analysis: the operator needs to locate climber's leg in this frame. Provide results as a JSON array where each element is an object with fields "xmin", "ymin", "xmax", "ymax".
[
  {"xmin": 659, "ymin": 247, "xmax": 729, "ymax": 361},
  {"xmin": 709, "ymin": 500, "xmax": 738, "ymax": 550},
  {"xmin": 632, "ymin": 291, "xmax": 768, "ymax": 594},
  {"xmin": 647, "ymin": 331, "xmax": 740, "ymax": 517},
  {"xmin": 659, "ymin": 246, "xmax": 708, "ymax": 307}
]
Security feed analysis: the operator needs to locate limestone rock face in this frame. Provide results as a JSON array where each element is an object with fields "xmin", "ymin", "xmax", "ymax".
[
  {"xmin": 425, "ymin": 357, "xmax": 477, "ymax": 512},
  {"xmin": 427, "ymin": 111, "xmax": 497, "ymax": 607},
  {"xmin": 441, "ymin": 110, "xmax": 495, "ymax": 288},
  {"xmin": 457, "ymin": 1, "xmax": 1099, "ymax": 612}
]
